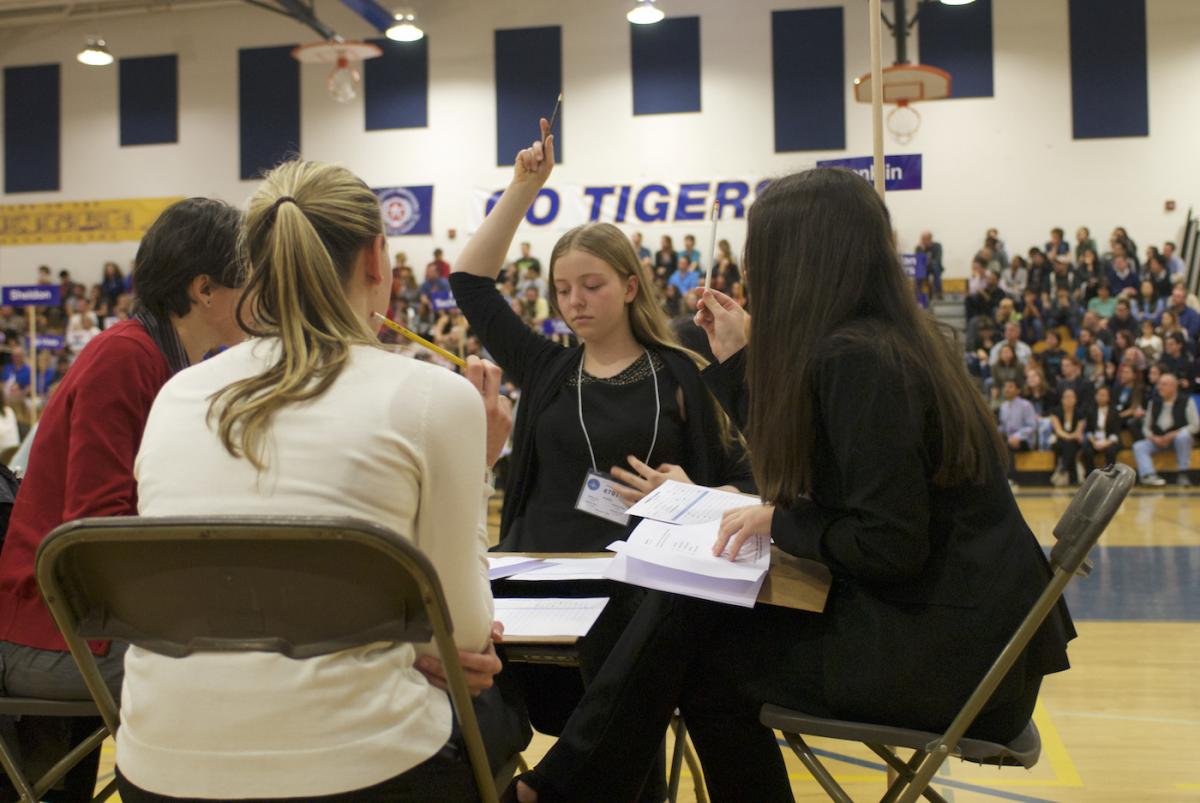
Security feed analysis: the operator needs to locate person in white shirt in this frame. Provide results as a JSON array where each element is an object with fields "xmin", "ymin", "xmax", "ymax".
[
  {"xmin": 116, "ymin": 160, "xmax": 529, "ymax": 802},
  {"xmin": 988, "ymin": 322, "xmax": 1032, "ymax": 368}
]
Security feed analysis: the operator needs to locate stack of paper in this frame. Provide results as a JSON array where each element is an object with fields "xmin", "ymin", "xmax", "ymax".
[
  {"xmin": 625, "ymin": 479, "xmax": 759, "ymax": 525},
  {"xmin": 487, "ymin": 556, "xmax": 547, "ymax": 580},
  {"xmin": 605, "ymin": 518, "xmax": 770, "ymax": 608},
  {"xmin": 507, "ymin": 558, "xmax": 614, "ymax": 581},
  {"xmin": 493, "ymin": 597, "xmax": 609, "ymax": 640}
]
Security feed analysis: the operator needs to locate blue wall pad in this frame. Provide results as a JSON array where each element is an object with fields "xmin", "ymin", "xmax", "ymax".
[
  {"xmin": 772, "ymin": 7, "xmax": 845, "ymax": 152},
  {"xmin": 4, "ymin": 64, "xmax": 60, "ymax": 193},
  {"xmin": 1068, "ymin": 0, "xmax": 1148, "ymax": 139},
  {"xmin": 120, "ymin": 55, "xmax": 179, "ymax": 146},
  {"xmin": 239, "ymin": 45, "xmax": 300, "ymax": 181},
  {"xmin": 630, "ymin": 16, "xmax": 701, "ymax": 115},
  {"xmin": 365, "ymin": 37, "xmax": 428, "ymax": 131},
  {"xmin": 495, "ymin": 26, "xmax": 562, "ymax": 167},
  {"xmin": 918, "ymin": 0, "xmax": 993, "ymax": 98}
]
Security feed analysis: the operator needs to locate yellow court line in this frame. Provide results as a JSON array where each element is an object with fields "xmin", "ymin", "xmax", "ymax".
[
  {"xmin": 1175, "ymin": 783, "xmax": 1200, "ymax": 791},
  {"xmin": 940, "ymin": 700, "xmax": 1084, "ymax": 789}
]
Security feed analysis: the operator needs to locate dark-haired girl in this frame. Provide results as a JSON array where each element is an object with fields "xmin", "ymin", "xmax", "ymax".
[{"xmin": 516, "ymin": 168, "xmax": 1075, "ymax": 802}]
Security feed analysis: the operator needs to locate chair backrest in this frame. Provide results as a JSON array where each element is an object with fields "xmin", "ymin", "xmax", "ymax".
[
  {"xmin": 35, "ymin": 515, "xmax": 452, "ymax": 659},
  {"xmin": 1049, "ymin": 463, "xmax": 1136, "ymax": 576}
]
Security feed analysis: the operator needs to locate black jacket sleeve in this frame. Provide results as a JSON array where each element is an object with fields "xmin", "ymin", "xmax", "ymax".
[
  {"xmin": 770, "ymin": 347, "xmax": 935, "ymax": 583},
  {"xmin": 699, "ymin": 348, "xmax": 749, "ymax": 432},
  {"xmin": 449, "ymin": 272, "xmax": 563, "ymax": 389}
]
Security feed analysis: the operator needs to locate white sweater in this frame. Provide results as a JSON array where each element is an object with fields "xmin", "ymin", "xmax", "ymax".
[{"xmin": 118, "ymin": 338, "xmax": 494, "ymax": 799}]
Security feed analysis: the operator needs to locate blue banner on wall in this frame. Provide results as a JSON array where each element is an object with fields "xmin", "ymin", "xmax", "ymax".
[
  {"xmin": 815, "ymin": 154, "xmax": 922, "ymax": 191},
  {"xmin": 429, "ymin": 291, "xmax": 457, "ymax": 311},
  {"xmin": 2, "ymin": 285, "xmax": 61, "ymax": 306},
  {"xmin": 375, "ymin": 185, "xmax": 433, "ymax": 236},
  {"xmin": 541, "ymin": 318, "xmax": 573, "ymax": 336}
]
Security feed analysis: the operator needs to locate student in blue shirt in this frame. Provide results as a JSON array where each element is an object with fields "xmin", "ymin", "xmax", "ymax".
[
  {"xmin": 677, "ymin": 234, "xmax": 701, "ymax": 270},
  {"xmin": 1, "ymin": 347, "xmax": 31, "ymax": 391},
  {"xmin": 668, "ymin": 255, "xmax": 700, "ymax": 296}
]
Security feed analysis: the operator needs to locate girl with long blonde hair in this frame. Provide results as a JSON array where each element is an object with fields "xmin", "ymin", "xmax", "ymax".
[
  {"xmin": 116, "ymin": 160, "xmax": 527, "ymax": 802},
  {"xmin": 450, "ymin": 119, "xmax": 750, "ymax": 802}
]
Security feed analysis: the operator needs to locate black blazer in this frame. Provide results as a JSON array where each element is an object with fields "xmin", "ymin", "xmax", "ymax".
[
  {"xmin": 702, "ymin": 340, "xmax": 1075, "ymax": 727},
  {"xmin": 1085, "ymin": 405, "xmax": 1122, "ymax": 440},
  {"xmin": 449, "ymin": 273, "xmax": 753, "ymax": 548}
]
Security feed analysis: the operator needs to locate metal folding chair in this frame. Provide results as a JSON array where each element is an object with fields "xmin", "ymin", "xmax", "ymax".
[
  {"xmin": 0, "ymin": 698, "xmax": 114, "ymax": 803},
  {"xmin": 760, "ymin": 463, "xmax": 1135, "ymax": 803},
  {"xmin": 34, "ymin": 515, "xmax": 510, "ymax": 803}
]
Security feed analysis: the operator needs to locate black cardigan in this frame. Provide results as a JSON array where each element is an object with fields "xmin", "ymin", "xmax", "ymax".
[
  {"xmin": 449, "ymin": 273, "xmax": 753, "ymax": 549},
  {"xmin": 701, "ymin": 342, "xmax": 1075, "ymax": 722}
]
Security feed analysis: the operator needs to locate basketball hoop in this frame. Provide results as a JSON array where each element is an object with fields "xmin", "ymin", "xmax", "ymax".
[
  {"xmin": 292, "ymin": 40, "xmax": 382, "ymax": 104},
  {"xmin": 853, "ymin": 64, "xmax": 950, "ymax": 143}
]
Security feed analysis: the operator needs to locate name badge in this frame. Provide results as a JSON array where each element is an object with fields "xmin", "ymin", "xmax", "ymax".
[{"xmin": 575, "ymin": 470, "xmax": 631, "ymax": 525}]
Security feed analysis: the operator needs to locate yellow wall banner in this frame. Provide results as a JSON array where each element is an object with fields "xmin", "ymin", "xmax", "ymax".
[{"xmin": 0, "ymin": 197, "xmax": 185, "ymax": 245}]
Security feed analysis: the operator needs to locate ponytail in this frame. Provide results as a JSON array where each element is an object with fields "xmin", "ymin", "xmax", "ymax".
[{"xmin": 208, "ymin": 160, "xmax": 383, "ymax": 471}]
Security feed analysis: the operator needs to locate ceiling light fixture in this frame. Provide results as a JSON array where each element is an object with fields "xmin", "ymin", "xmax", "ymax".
[
  {"xmin": 386, "ymin": 8, "xmax": 424, "ymax": 42},
  {"xmin": 938, "ymin": 0, "xmax": 977, "ymax": 5},
  {"xmin": 76, "ymin": 36, "xmax": 114, "ymax": 66},
  {"xmin": 627, "ymin": 0, "xmax": 665, "ymax": 25}
]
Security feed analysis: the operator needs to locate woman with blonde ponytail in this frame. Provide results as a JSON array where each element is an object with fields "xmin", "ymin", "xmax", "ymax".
[
  {"xmin": 450, "ymin": 120, "xmax": 751, "ymax": 801},
  {"xmin": 116, "ymin": 160, "xmax": 529, "ymax": 802}
]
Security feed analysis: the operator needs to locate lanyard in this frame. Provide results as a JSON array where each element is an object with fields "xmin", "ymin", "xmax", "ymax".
[{"xmin": 577, "ymin": 348, "xmax": 660, "ymax": 473}]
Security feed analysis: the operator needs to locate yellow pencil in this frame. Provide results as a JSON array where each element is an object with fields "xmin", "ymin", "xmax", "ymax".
[{"xmin": 373, "ymin": 312, "xmax": 467, "ymax": 369}]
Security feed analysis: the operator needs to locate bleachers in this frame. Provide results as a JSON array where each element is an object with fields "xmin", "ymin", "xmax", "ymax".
[{"xmin": 1015, "ymin": 447, "xmax": 1199, "ymax": 474}]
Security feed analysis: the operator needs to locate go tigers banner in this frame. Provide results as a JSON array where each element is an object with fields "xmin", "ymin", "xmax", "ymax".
[{"xmin": 0, "ymin": 197, "xmax": 184, "ymax": 245}]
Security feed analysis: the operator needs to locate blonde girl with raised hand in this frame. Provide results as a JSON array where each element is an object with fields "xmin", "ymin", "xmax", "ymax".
[
  {"xmin": 116, "ymin": 160, "xmax": 529, "ymax": 803},
  {"xmin": 449, "ymin": 118, "xmax": 751, "ymax": 803}
]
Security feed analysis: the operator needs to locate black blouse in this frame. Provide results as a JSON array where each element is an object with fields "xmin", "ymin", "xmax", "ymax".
[{"xmin": 510, "ymin": 353, "xmax": 686, "ymax": 552}]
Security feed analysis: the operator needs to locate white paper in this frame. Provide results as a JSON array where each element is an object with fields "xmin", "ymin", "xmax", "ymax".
[
  {"xmin": 605, "ymin": 553, "xmax": 764, "ymax": 608},
  {"xmin": 615, "ymin": 519, "xmax": 769, "ymax": 582},
  {"xmin": 509, "ymin": 558, "xmax": 615, "ymax": 582},
  {"xmin": 493, "ymin": 597, "xmax": 610, "ymax": 639},
  {"xmin": 487, "ymin": 556, "xmax": 547, "ymax": 580},
  {"xmin": 625, "ymin": 480, "xmax": 759, "ymax": 525}
]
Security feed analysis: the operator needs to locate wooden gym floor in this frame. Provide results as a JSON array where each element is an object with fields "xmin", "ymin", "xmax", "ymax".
[{"xmin": 96, "ymin": 489, "xmax": 1200, "ymax": 801}]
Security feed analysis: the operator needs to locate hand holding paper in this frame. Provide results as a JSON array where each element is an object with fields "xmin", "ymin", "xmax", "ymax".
[{"xmin": 713, "ymin": 504, "xmax": 777, "ymax": 560}]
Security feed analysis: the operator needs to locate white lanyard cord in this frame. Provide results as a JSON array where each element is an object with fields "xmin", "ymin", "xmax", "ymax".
[{"xmin": 577, "ymin": 348, "xmax": 660, "ymax": 473}]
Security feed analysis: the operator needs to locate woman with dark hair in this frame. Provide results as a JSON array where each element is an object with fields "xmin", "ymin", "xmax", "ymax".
[
  {"xmin": 1113, "ymin": 362, "xmax": 1147, "ymax": 435},
  {"xmin": 1050, "ymin": 387, "xmax": 1085, "ymax": 486},
  {"xmin": 0, "ymin": 198, "xmax": 247, "ymax": 799},
  {"xmin": 654, "ymin": 234, "xmax": 678, "ymax": 274},
  {"xmin": 100, "ymin": 261, "xmax": 125, "ymax": 309},
  {"xmin": 513, "ymin": 168, "xmax": 1075, "ymax": 802}
]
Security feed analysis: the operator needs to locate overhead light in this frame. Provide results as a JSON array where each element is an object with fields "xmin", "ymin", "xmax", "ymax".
[
  {"xmin": 76, "ymin": 36, "xmax": 114, "ymax": 66},
  {"xmin": 386, "ymin": 8, "xmax": 424, "ymax": 42},
  {"xmin": 939, "ymin": 0, "xmax": 976, "ymax": 5},
  {"xmin": 627, "ymin": 0, "xmax": 665, "ymax": 25}
]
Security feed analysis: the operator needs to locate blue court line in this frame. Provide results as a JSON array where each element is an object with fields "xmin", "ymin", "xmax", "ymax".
[
  {"xmin": 672, "ymin": 490, "xmax": 709, "ymax": 522},
  {"xmin": 782, "ymin": 741, "xmax": 1060, "ymax": 803}
]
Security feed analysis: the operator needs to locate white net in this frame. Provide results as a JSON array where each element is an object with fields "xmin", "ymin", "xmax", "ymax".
[{"xmin": 887, "ymin": 104, "xmax": 922, "ymax": 145}]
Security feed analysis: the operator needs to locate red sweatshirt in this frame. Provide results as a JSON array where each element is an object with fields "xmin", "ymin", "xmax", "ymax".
[{"xmin": 0, "ymin": 319, "xmax": 171, "ymax": 653}]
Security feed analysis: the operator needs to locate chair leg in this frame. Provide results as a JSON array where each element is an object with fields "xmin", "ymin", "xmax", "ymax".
[
  {"xmin": 866, "ymin": 744, "xmax": 949, "ymax": 803},
  {"xmin": 93, "ymin": 775, "xmax": 119, "ymax": 802},
  {"xmin": 0, "ymin": 731, "xmax": 38, "ymax": 803},
  {"xmin": 667, "ymin": 718, "xmax": 687, "ymax": 803},
  {"xmin": 781, "ymin": 731, "xmax": 853, "ymax": 803},
  {"xmin": 681, "ymin": 737, "xmax": 708, "ymax": 803},
  {"xmin": 31, "ymin": 725, "xmax": 109, "ymax": 800}
]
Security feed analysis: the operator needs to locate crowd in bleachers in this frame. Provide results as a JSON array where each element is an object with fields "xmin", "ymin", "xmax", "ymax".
[
  {"xmin": 0, "ymin": 262, "xmax": 135, "ymax": 448},
  {"xmin": 941, "ymin": 225, "xmax": 1199, "ymax": 487}
]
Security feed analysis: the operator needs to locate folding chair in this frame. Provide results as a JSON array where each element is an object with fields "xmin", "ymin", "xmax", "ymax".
[
  {"xmin": 34, "ymin": 515, "xmax": 510, "ymax": 803},
  {"xmin": 760, "ymin": 463, "xmax": 1135, "ymax": 803},
  {"xmin": 0, "ymin": 698, "xmax": 114, "ymax": 803}
]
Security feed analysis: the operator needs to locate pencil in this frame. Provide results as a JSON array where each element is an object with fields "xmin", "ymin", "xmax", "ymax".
[
  {"xmin": 373, "ymin": 312, "xmax": 467, "ymax": 369},
  {"xmin": 704, "ymin": 201, "xmax": 720, "ymax": 291},
  {"xmin": 544, "ymin": 92, "xmax": 563, "ymax": 144}
]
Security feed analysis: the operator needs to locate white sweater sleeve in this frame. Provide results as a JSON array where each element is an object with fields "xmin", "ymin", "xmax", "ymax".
[{"xmin": 408, "ymin": 369, "xmax": 495, "ymax": 654}]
